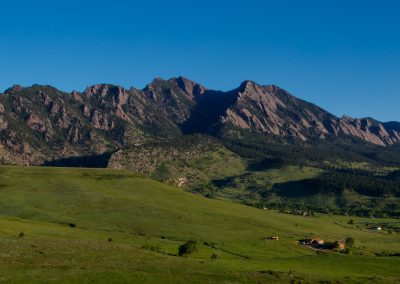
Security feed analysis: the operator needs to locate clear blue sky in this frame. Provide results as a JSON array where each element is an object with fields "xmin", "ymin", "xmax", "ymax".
[{"xmin": 1, "ymin": 0, "xmax": 399, "ymax": 121}]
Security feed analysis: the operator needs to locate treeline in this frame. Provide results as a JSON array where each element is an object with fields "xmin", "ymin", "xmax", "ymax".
[
  {"xmin": 219, "ymin": 130, "xmax": 366, "ymax": 168},
  {"xmin": 285, "ymin": 170, "xmax": 400, "ymax": 198}
]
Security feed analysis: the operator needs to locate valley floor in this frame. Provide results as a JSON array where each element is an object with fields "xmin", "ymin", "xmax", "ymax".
[{"xmin": 0, "ymin": 166, "xmax": 399, "ymax": 283}]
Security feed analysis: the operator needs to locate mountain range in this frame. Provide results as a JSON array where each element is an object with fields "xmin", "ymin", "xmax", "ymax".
[{"xmin": 0, "ymin": 76, "xmax": 399, "ymax": 166}]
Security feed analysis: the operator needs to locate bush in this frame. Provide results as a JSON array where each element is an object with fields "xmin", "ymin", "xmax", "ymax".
[
  {"xmin": 69, "ymin": 223, "xmax": 76, "ymax": 228},
  {"xmin": 343, "ymin": 248, "xmax": 352, "ymax": 254},
  {"xmin": 178, "ymin": 240, "xmax": 197, "ymax": 257},
  {"xmin": 108, "ymin": 237, "xmax": 113, "ymax": 242},
  {"xmin": 211, "ymin": 253, "xmax": 220, "ymax": 259},
  {"xmin": 19, "ymin": 232, "xmax": 25, "ymax": 238},
  {"xmin": 345, "ymin": 237, "xmax": 355, "ymax": 248},
  {"xmin": 348, "ymin": 219, "xmax": 354, "ymax": 225}
]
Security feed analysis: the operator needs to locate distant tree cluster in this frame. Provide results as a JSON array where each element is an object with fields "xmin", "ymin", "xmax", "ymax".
[
  {"xmin": 302, "ymin": 170, "xmax": 400, "ymax": 197},
  {"xmin": 178, "ymin": 240, "xmax": 198, "ymax": 257}
]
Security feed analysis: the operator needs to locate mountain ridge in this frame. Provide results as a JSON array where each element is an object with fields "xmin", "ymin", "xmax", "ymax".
[
  {"xmin": 0, "ymin": 77, "xmax": 399, "ymax": 166},
  {"xmin": 1, "ymin": 78, "xmax": 395, "ymax": 125}
]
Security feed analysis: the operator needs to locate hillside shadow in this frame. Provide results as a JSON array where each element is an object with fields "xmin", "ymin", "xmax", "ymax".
[
  {"xmin": 42, "ymin": 152, "xmax": 113, "ymax": 168},
  {"xmin": 272, "ymin": 180, "xmax": 318, "ymax": 198},
  {"xmin": 179, "ymin": 90, "xmax": 238, "ymax": 134},
  {"xmin": 211, "ymin": 175, "xmax": 238, "ymax": 188},
  {"xmin": 247, "ymin": 158, "xmax": 286, "ymax": 171}
]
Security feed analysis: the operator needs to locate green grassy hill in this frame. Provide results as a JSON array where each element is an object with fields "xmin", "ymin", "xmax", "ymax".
[{"xmin": 0, "ymin": 166, "xmax": 399, "ymax": 283}]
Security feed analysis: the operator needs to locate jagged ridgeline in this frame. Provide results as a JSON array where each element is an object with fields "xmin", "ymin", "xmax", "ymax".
[
  {"xmin": 1, "ymin": 76, "xmax": 400, "ymax": 166},
  {"xmin": 1, "ymin": 77, "xmax": 400, "ymax": 216}
]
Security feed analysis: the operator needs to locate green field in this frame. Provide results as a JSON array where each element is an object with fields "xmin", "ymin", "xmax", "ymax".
[
  {"xmin": 0, "ymin": 166, "xmax": 399, "ymax": 283},
  {"xmin": 208, "ymin": 165, "xmax": 323, "ymax": 204}
]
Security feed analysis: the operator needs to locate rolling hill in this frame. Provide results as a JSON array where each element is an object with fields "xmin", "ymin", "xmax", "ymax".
[{"xmin": 0, "ymin": 166, "xmax": 399, "ymax": 283}]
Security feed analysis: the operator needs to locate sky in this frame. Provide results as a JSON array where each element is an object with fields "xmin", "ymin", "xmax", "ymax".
[{"xmin": 0, "ymin": 0, "xmax": 399, "ymax": 121}]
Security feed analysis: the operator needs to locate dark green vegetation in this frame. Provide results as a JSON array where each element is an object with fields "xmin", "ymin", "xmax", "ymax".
[
  {"xmin": 178, "ymin": 240, "xmax": 198, "ymax": 257},
  {"xmin": 0, "ymin": 166, "xmax": 399, "ymax": 283}
]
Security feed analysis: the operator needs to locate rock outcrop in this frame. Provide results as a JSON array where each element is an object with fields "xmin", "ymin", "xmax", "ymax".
[{"xmin": 218, "ymin": 81, "xmax": 400, "ymax": 145}]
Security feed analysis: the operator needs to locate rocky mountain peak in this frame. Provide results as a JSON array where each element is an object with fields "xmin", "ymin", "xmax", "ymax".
[
  {"xmin": 172, "ymin": 76, "xmax": 207, "ymax": 96},
  {"xmin": 4, "ymin": 84, "xmax": 23, "ymax": 94},
  {"xmin": 341, "ymin": 115, "xmax": 354, "ymax": 121},
  {"xmin": 84, "ymin": 84, "xmax": 129, "ymax": 107},
  {"xmin": 236, "ymin": 81, "xmax": 286, "ymax": 102},
  {"xmin": 143, "ymin": 76, "xmax": 207, "ymax": 100},
  {"xmin": 144, "ymin": 77, "xmax": 165, "ymax": 89},
  {"xmin": 238, "ymin": 80, "xmax": 259, "ymax": 92},
  {"xmin": 85, "ymin": 84, "xmax": 124, "ymax": 96}
]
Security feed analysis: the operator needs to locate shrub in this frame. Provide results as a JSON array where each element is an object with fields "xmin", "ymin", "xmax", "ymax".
[
  {"xmin": 345, "ymin": 237, "xmax": 355, "ymax": 248},
  {"xmin": 108, "ymin": 237, "xmax": 113, "ymax": 242},
  {"xmin": 211, "ymin": 253, "xmax": 219, "ymax": 259},
  {"xmin": 343, "ymin": 248, "xmax": 352, "ymax": 254},
  {"xmin": 19, "ymin": 232, "xmax": 25, "ymax": 238},
  {"xmin": 69, "ymin": 223, "xmax": 76, "ymax": 228},
  {"xmin": 178, "ymin": 240, "xmax": 197, "ymax": 257},
  {"xmin": 348, "ymin": 219, "xmax": 354, "ymax": 225}
]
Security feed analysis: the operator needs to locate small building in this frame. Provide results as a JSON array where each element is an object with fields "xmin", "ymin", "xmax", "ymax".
[
  {"xmin": 300, "ymin": 238, "xmax": 324, "ymax": 246},
  {"xmin": 312, "ymin": 238, "xmax": 324, "ymax": 245},
  {"xmin": 267, "ymin": 236, "xmax": 279, "ymax": 241},
  {"xmin": 323, "ymin": 241, "xmax": 345, "ymax": 250},
  {"xmin": 338, "ymin": 241, "xmax": 346, "ymax": 250}
]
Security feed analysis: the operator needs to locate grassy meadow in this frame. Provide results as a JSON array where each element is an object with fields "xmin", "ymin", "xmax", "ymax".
[{"xmin": 0, "ymin": 166, "xmax": 399, "ymax": 283}]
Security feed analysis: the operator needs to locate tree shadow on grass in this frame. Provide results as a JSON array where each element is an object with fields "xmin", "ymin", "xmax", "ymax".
[
  {"xmin": 272, "ymin": 180, "xmax": 319, "ymax": 198},
  {"xmin": 42, "ymin": 152, "xmax": 114, "ymax": 168}
]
